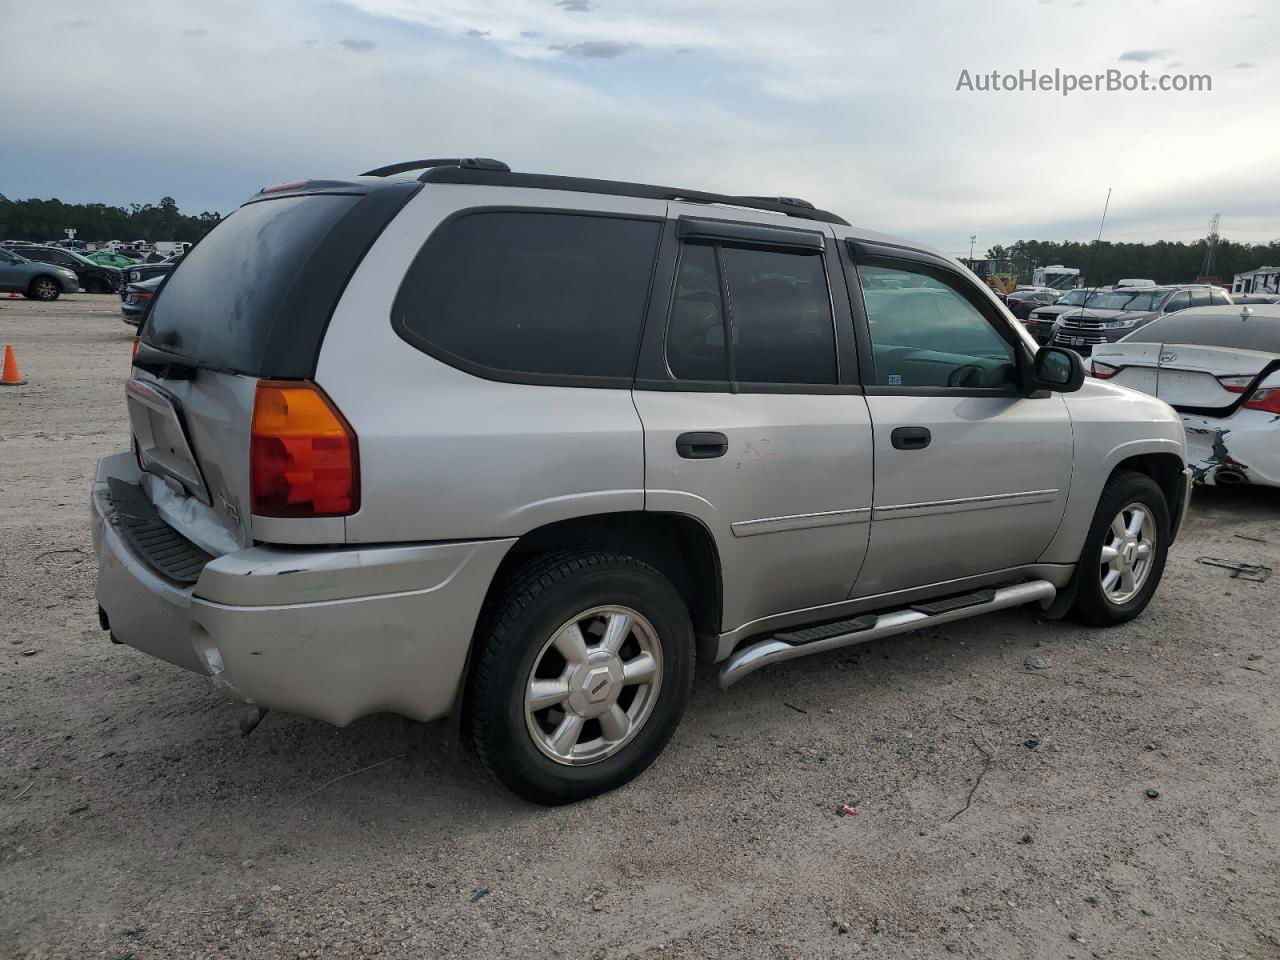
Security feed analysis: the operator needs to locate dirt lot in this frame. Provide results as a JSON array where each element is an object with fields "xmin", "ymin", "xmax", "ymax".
[{"xmin": 1, "ymin": 296, "xmax": 1278, "ymax": 960}]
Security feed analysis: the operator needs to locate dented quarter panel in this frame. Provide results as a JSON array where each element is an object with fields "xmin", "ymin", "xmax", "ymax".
[
  {"xmin": 1039, "ymin": 379, "xmax": 1188, "ymax": 564},
  {"xmin": 1184, "ymin": 407, "xmax": 1280, "ymax": 488}
]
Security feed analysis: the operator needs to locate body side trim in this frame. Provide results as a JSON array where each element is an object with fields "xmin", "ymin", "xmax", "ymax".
[
  {"xmin": 873, "ymin": 488, "xmax": 1059, "ymax": 521},
  {"xmin": 731, "ymin": 506, "xmax": 871, "ymax": 537}
]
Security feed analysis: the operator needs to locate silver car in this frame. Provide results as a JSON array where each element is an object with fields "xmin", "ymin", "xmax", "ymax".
[
  {"xmin": 1051, "ymin": 284, "xmax": 1233, "ymax": 355},
  {"xmin": 0, "ymin": 247, "xmax": 79, "ymax": 300},
  {"xmin": 91, "ymin": 159, "xmax": 1192, "ymax": 804}
]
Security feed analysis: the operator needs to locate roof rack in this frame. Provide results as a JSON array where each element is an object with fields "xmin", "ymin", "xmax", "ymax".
[
  {"xmin": 361, "ymin": 157, "xmax": 511, "ymax": 178},
  {"xmin": 359, "ymin": 159, "xmax": 848, "ymax": 225}
]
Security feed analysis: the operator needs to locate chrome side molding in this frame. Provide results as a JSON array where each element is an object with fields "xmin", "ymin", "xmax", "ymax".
[{"xmin": 717, "ymin": 579, "xmax": 1057, "ymax": 690}]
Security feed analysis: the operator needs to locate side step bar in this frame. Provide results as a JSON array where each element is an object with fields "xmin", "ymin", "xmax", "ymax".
[{"xmin": 718, "ymin": 580, "xmax": 1056, "ymax": 690}]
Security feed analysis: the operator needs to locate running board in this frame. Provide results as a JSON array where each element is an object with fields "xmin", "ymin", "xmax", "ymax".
[{"xmin": 717, "ymin": 580, "xmax": 1056, "ymax": 690}]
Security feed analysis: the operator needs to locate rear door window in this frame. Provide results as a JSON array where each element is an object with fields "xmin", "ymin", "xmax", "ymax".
[
  {"xmin": 394, "ymin": 211, "xmax": 662, "ymax": 384},
  {"xmin": 664, "ymin": 242, "xmax": 837, "ymax": 386},
  {"xmin": 1210, "ymin": 289, "xmax": 1231, "ymax": 306},
  {"xmin": 144, "ymin": 193, "xmax": 365, "ymax": 376},
  {"xmin": 1190, "ymin": 289, "xmax": 1211, "ymax": 308}
]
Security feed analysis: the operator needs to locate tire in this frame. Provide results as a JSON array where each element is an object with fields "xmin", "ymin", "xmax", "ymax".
[
  {"xmin": 85, "ymin": 276, "xmax": 109, "ymax": 294},
  {"xmin": 1069, "ymin": 470, "xmax": 1170, "ymax": 627},
  {"xmin": 464, "ymin": 550, "xmax": 695, "ymax": 805},
  {"xmin": 26, "ymin": 277, "xmax": 61, "ymax": 301}
]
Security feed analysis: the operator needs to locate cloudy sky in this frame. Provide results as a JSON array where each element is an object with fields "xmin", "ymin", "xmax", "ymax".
[{"xmin": 4, "ymin": 0, "xmax": 1276, "ymax": 255}]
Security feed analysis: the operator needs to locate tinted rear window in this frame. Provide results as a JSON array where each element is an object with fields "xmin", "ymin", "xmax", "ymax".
[
  {"xmin": 1123, "ymin": 311, "xmax": 1280, "ymax": 352},
  {"xmin": 143, "ymin": 194, "xmax": 361, "ymax": 375},
  {"xmin": 393, "ymin": 211, "xmax": 662, "ymax": 383}
]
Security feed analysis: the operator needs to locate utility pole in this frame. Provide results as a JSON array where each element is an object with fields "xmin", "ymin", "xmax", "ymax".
[
  {"xmin": 1198, "ymin": 213, "xmax": 1221, "ymax": 282},
  {"xmin": 968, "ymin": 234, "xmax": 976, "ymax": 266}
]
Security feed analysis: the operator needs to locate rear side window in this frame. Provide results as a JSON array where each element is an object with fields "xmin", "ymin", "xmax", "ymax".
[
  {"xmin": 144, "ymin": 194, "xmax": 364, "ymax": 375},
  {"xmin": 1210, "ymin": 289, "xmax": 1231, "ymax": 306},
  {"xmin": 394, "ymin": 211, "xmax": 662, "ymax": 383},
  {"xmin": 665, "ymin": 242, "xmax": 837, "ymax": 386}
]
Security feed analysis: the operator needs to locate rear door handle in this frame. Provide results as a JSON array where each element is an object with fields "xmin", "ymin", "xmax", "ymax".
[
  {"xmin": 891, "ymin": 426, "xmax": 931, "ymax": 451},
  {"xmin": 676, "ymin": 431, "xmax": 729, "ymax": 459}
]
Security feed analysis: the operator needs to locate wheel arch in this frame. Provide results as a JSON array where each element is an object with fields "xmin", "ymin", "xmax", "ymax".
[{"xmin": 482, "ymin": 511, "xmax": 722, "ymax": 656}]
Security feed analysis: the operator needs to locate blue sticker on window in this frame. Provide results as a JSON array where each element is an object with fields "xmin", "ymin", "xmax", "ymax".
[{"xmin": 888, "ymin": 374, "xmax": 902, "ymax": 385}]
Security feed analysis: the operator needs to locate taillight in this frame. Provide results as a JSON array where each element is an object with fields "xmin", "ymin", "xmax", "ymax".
[
  {"xmin": 1091, "ymin": 361, "xmax": 1120, "ymax": 379},
  {"xmin": 131, "ymin": 337, "xmax": 140, "ymax": 361},
  {"xmin": 250, "ymin": 381, "xmax": 358, "ymax": 517},
  {"xmin": 1215, "ymin": 374, "xmax": 1253, "ymax": 393},
  {"xmin": 1243, "ymin": 388, "xmax": 1280, "ymax": 415}
]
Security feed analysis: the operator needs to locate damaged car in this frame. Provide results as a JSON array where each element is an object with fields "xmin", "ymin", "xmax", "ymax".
[
  {"xmin": 1091, "ymin": 303, "xmax": 1280, "ymax": 487},
  {"xmin": 92, "ymin": 158, "xmax": 1192, "ymax": 804}
]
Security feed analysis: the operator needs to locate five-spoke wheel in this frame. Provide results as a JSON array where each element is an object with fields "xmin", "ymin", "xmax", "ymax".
[{"xmin": 1098, "ymin": 502, "xmax": 1156, "ymax": 605}]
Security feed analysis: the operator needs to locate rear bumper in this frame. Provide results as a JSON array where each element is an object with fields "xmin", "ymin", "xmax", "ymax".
[
  {"xmin": 1183, "ymin": 414, "xmax": 1280, "ymax": 488},
  {"xmin": 92, "ymin": 452, "xmax": 514, "ymax": 726}
]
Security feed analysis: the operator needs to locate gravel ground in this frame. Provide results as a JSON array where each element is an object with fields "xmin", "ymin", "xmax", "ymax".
[{"xmin": 2, "ymin": 296, "xmax": 1278, "ymax": 960}]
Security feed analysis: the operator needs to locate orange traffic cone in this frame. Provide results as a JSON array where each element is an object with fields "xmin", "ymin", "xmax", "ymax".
[{"xmin": 1, "ymin": 344, "xmax": 27, "ymax": 386}]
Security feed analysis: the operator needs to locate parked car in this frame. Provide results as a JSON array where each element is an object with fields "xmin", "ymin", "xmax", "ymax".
[
  {"xmin": 1026, "ymin": 288, "xmax": 1102, "ymax": 344},
  {"xmin": 1051, "ymin": 284, "xmax": 1233, "ymax": 355},
  {"xmin": 85, "ymin": 251, "xmax": 139, "ymax": 269},
  {"xmin": 92, "ymin": 158, "xmax": 1191, "ymax": 804},
  {"xmin": 8, "ymin": 244, "xmax": 121, "ymax": 294},
  {"xmin": 1234, "ymin": 293, "xmax": 1280, "ymax": 305},
  {"xmin": 120, "ymin": 275, "xmax": 164, "ymax": 326},
  {"xmin": 120, "ymin": 255, "xmax": 181, "ymax": 296},
  {"xmin": 0, "ymin": 247, "xmax": 80, "ymax": 300},
  {"xmin": 1091, "ymin": 305, "xmax": 1280, "ymax": 488},
  {"xmin": 1006, "ymin": 289, "xmax": 1061, "ymax": 320}
]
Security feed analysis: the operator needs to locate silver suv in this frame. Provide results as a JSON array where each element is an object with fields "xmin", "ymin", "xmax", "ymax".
[
  {"xmin": 1050, "ymin": 283, "xmax": 1233, "ymax": 355},
  {"xmin": 91, "ymin": 158, "xmax": 1192, "ymax": 804}
]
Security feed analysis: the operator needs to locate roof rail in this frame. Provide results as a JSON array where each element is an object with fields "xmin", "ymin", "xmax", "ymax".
[
  {"xmin": 416, "ymin": 165, "xmax": 848, "ymax": 225},
  {"xmin": 361, "ymin": 157, "xmax": 510, "ymax": 178}
]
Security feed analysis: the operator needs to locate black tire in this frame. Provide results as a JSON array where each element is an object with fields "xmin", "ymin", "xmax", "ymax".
[
  {"xmin": 1069, "ymin": 470, "xmax": 1170, "ymax": 627},
  {"xmin": 84, "ymin": 276, "xmax": 109, "ymax": 294},
  {"xmin": 26, "ymin": 276, "xmax": 61, "ymax": 301},
  {"xmin": 464, "ymin": 550, "xmax": 695, "ymax": 805}
]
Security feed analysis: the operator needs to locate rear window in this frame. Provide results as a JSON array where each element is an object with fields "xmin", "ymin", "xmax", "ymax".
[
  {"xmin": 143, "ymin": 194, "xmax": 363, "ymax": 375},
  {"xmin": 1123, "ymin": 310, "xmax": 1280, "ymax": 352},
  {"xmin": 393, "ymin": 211, "xmax": 662, "ymax": 384}
]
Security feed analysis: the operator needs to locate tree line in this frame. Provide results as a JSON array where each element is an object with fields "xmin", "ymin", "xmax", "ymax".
[
  {"xmin": 0, "ymin": 195, "xmax": 223, "ymax": 243},
  {"xmin": 985, "ymin": 238, "xmax": 1280, "ymax": 286}
]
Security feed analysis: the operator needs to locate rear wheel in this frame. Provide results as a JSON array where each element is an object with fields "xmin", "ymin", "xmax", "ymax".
[
  {"xmin": 1069, "ymin": 471, "xmax": 1170, "ymax": 626},
  {"xmin": 464, "ymin": 550, "xmax": 694, "ymax": 805},
  {"xmin": 26, "ymin": 277, "xmax": 61, "ymax": 301}
]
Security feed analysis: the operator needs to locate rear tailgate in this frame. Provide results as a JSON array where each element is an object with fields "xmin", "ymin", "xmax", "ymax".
[
  {"xmin": 1155, "ymin": 344, "xmax": 1273, "ymax": 412},
  {"xmin": 130, "ymin": 180, "xmax": 420, "ymax": 551}
]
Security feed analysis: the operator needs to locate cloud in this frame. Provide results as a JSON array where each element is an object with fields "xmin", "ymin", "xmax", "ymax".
[
  {"xmin": 550, "ymin": 39, "xmax": 636, "ymax": 59},
  {"xmin": 182, "ymin": 27, "xmax": 209, "ymax": 36},
  {"xmin": 58, "ymin": 17, "xmax": 95, "ymax": 29},
  {"xmin": 1118, "ymin": 48, "xmax": 1171, "ymax": 63},
  {"xmin": 464, "ymin": 28, "xmax": 490, "ymax": 37},
  {"xmin": 1232, "ymin": 61, "xmax": 1257, "ymax": 69},
  {"xmin": 555, "ymin": 0, "xmax": 594, "ymax": 11},
  {"xmin": 339, "ymin": 38, "xmax": 376, "ymax": 52},
  {"xmin": 520, "ymin": 30, "xmax": 540, "ymax": 38}
]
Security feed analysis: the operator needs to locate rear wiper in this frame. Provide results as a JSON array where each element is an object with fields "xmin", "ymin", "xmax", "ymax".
[{"xmin": 132, "ymin": 343, "xmax": 207, "ymax": 380}]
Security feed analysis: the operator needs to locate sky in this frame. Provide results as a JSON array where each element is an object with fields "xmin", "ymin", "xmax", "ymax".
[{"xmin": 3, "ymin": 0, "xmax": 1277, "ymax": 256}]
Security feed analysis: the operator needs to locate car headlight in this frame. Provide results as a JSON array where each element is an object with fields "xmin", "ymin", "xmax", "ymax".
[{"xmin": 1103, "ymin": 317, "xmax": 1140, "ymax": 329}]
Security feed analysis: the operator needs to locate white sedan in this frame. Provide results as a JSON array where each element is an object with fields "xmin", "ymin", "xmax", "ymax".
[{"xmin": 1089, "ymin": 304, "xmax": 1280, "ymax": 488}]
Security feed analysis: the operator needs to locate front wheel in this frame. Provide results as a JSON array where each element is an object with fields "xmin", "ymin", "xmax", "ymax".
[
  {"xmin": 85, "ymin": 277, "xmax": 110, "ymax": 294},
  {"xmin": 27, "ymin": 277, "xmax": 61, "ymax": 301},
  {"xmin": 1069, "ymin": 470, "xmax": 1170, "ymax": 626},
  {"xmin": 464, "ymin": 550, "xmax": 694, "ymax": 805}
]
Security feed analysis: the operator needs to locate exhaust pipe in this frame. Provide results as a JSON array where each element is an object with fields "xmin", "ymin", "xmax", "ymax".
[{"xmin": 1215, "ymin": 468, "xmax": 1248, "ymax": 485}]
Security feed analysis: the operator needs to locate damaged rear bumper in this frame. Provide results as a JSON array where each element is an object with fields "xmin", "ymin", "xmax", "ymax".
[{"xmin": 91, "ymin": 452, "xmax": 514, "ymax": 726}]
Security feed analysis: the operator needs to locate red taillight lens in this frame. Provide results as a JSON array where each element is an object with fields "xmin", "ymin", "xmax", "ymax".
[
  {"xmin": 1243, "ymin": 387, "xmax": 1280, "ymax": 415},
  {"xmin": 136, "ymin": 290, "xmax": 154, "ymax": 301},
  {"xmin": 250, "ymin": 381, "xmax": 359, "ymax": 517},
  {"xmin": 131, "ymin": 336, "xmax": 140, "ymax": 361},
  {"xmin": 1215, "ymin": 374, "xmax": 1253, "ymax": 393},
  {"xmin": 1091, "ymin": 361, "xmax": 1120, "ymax": 379}
]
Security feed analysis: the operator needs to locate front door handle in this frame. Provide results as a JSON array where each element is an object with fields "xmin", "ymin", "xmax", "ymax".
[
  {"xmin": 676, "ymin": 431, "xmax": 729, "ymax": 459},
  {"xmin": 891, "ymin": 426, "xmax": 931, "ymax": 450}
]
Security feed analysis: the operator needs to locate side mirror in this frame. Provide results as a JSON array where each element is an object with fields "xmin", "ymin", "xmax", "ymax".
[{"xmin": 1030, "ymin": 346, "xmax": 1085, "ymax": 393}]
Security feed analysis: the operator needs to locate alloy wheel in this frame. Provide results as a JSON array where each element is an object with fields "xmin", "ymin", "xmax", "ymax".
[
  {"xmin": 524, "ymin": 605, "xmax": 663, "ymax": 766},
  {"xmin": 1099, "ymin": 501, "xmax": 1156, "ymax": 604}
]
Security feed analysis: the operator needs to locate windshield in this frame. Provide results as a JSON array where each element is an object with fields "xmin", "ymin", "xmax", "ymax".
[
  {"xmin": 1057, "ymin": 289, "xmax": 1093, "ymax": 305},
  {"xmin": 1081, "ymin": 290, "xmax": 1163, "ymax": 312}
]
